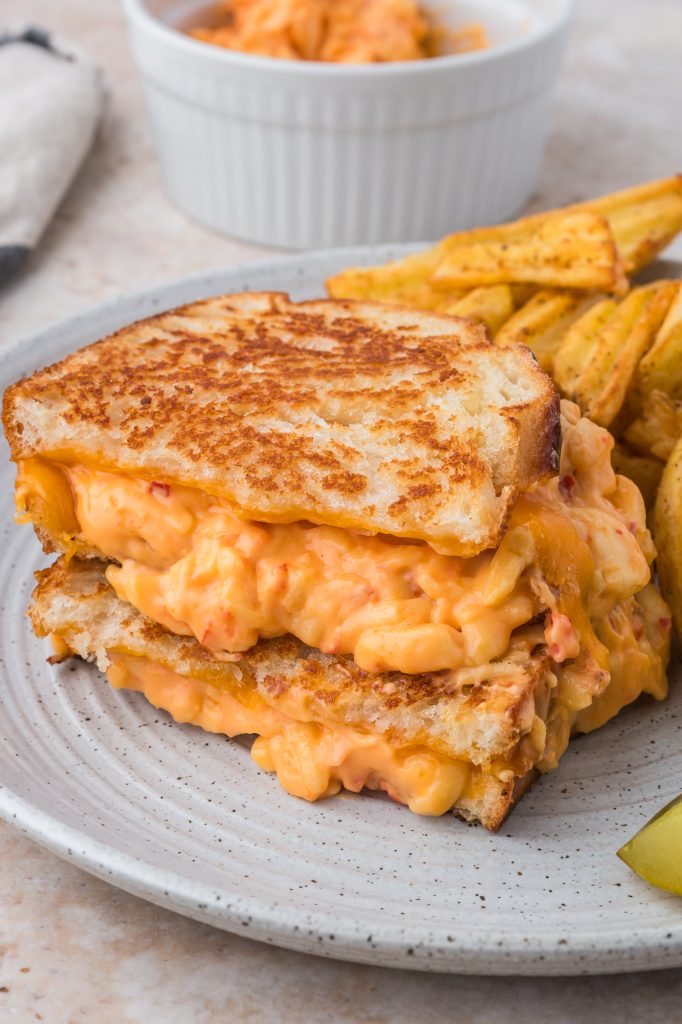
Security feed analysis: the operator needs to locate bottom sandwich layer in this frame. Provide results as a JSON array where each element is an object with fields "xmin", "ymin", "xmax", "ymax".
[
  {"xmin": 105, "ymin": 652, "xmax": 536, "ymax": 822},
  {"xmin": 29, "ymin": 559, "xmax": 669, "ymax": 830}
]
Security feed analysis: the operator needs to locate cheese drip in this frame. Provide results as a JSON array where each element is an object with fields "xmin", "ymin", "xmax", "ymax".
[{"xmin": 106, "ymin": 653, "xmax": 471, "ymax": 816}]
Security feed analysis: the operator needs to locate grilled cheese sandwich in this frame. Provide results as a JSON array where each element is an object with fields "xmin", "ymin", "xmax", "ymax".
[{"xmin": 4, "ymin": 292, "xmax": 672, "ymax": 829}]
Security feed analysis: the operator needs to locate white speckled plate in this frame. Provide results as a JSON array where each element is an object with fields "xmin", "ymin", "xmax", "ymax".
[{"xmin": 1, "ymin": 248, "xmax": 681, "ymax": 977}]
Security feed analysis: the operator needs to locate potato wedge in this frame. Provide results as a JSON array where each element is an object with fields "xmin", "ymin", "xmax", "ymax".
[
  {"xmin": 654, "ymin": 436, "xmax": 682, "ymax": 638},
  {"xmin": 570, "ymin": 282, "xmax": 677, "ymax": 427},
  {"xmin": 495, "ymin": 289, "xmax": 601, "ymax": 371},
  {"xmin": 632, "ymin": 281, "xmax": 682, "ymax": 403},
  {"xmin": 430, "ymin": 210, "xmax": 628, "ymax": 294},
  {"xmin": 442, "ymin": 284, "xmax": 515, "ymax": 335},
  {"xmin": 326, "ymin": 244, "xmax": 465, "ymax": 310},
  {"xmin": 611, "ymin": 442, "xmax": 664, "ymax": 509},
  {"xmin": 552, "ymin": 298, "xmax": 619, "ymax": 396},
  {"xmin": 576, "ymin": 175, "xmax": 682, "ymax": 275},
  {"xmin": 509, "ymin": 284, "xmax": 538, "ymax": 307},
  {"xmin": 327, "ymin": 177, "xmax": 682, "ymax": 312},
  {"xmin": 624, "ymin": 389, "xmax": 682, "ymax": 462}
]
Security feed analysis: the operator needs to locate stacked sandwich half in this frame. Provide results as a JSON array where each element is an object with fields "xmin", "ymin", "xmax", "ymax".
[{"xmin": 3, "ymin": 293, "xmax": 671, "ymax": 829}]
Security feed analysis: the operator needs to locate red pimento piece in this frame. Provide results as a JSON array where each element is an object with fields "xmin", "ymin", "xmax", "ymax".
[
  {"xmin": 546, "ymin": 611, "xmax": 580, "ymax": 662},
  {"xmin": 558, "ymin": 474, "xmax": 576, "ymax": 501},
  {"xmin": 659, "ymin": 617, "xmax": 672, "ymax": 631},
  {"xmin": 149, "ymin": 481, "xmax": 170, "ymax": 498}
]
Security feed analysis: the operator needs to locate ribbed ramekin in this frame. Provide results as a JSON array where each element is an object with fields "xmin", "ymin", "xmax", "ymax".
[{"xmin": 123, "ymin": 0, "xmax": 574, "ymax": 249}]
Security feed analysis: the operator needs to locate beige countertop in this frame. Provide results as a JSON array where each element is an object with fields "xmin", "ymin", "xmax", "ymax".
[{"xmin": 1, "ymin": 0, "xmax": 681, "ymax": 1020}]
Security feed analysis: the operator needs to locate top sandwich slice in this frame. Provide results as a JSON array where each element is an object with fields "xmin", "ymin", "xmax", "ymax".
[{"xmin": 3, "ymin": 291, "xmax": 559, "ymax": 556}]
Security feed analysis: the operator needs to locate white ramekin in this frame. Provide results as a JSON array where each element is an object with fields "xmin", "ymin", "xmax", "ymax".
[{"xmin": 123, "ymin": 0, "xmax": 574, "ymax": 249}]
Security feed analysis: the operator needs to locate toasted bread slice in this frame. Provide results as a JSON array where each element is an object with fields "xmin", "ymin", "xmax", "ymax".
[
  {"xmin": 4, "ymin": 292, "xmax": 559, "ymax": 556},
  {"xmin": 30, "ymin": 558, "xmax": 557, "ymax": 829}
]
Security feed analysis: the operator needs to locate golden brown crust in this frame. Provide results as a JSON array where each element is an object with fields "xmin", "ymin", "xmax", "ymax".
[
  {"xmin": 454, "ymin": 768, "xmax": 539, "ymax": 832},
  {"xmin": 5, "ymin": 292, "xmax": 560, "ymax": 555}
]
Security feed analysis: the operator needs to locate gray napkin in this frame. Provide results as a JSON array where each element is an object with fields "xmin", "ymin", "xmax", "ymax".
[{"xmin": 0, "ymin": 27, "xmax": 105, "ymax": 279}]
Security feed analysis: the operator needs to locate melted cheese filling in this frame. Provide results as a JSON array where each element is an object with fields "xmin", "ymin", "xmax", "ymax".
[
  {"xmin": 50, "ymin": 465, "xmax": 542, "ymax": 676},
  {"xmin": 539, "ymin": 585, "xmax": 670, "ymax": 771},
  {"xmin": 106, "ymin": 653, "xmax": 471, "ymax": 816},
  {"xmin": 14, "ymin": 406, "xmax": 654, "ymax": 679}
]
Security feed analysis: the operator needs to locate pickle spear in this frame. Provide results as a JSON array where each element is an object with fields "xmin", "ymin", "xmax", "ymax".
[{"xmin": 617, "ymin": 795, "xmax": 682, "ymax": 895}]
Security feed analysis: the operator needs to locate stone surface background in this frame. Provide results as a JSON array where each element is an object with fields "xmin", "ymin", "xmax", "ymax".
[{"xmin": 1, "ymin": 1, "xmax": 681, "ymax": 1019}]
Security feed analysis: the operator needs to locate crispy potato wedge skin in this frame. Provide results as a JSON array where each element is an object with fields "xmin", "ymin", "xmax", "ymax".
[
  {"xmin": 553, "ymin": 298, "xmax": 618, "ymax": 396},
  {"xmin": 655, "ymin": 436, "xmax": 682, "ymax": 638},
  {"xmin": 327, "ymin": 178, "xmax": 682, "ymax": 326},
  {"xmin": 430, "ymin": 211, "xmax": 628, "ymax": 293},
  {"xmin": 575, "ymin": 175, "xmax": 682, "ymax": 275},
  {"xmin": 574, "ymin": 282, "xmax": 677, "ymax": 428},
  {"xmin": 326, "ymin": 244, "xmax": 463, "ymax": 310},
  {"xmin": 625, "ymin": 389, "xmax": 682, "ymax": 462},
  {"xmin": 496, "ymin": 289, "xmax": 601, "ymax": 371},
  {"xmin": 327, "ymin": 177, "xmax": 682, "ymax": 311},
  {"xmin": 553, "ymin": 283, "xmax": 676, "ymax": 428},
  {"xmin": 443, "ymin": 284, "xmax": 515, "ymax": 335},
  {"xmin": 632, "ymin": 281, "xmax": 682, "ymax": 403}
]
